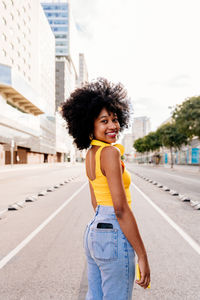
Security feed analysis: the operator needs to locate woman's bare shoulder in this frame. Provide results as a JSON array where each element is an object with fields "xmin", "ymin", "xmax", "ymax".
[{"xmin": 101, "ymin": 146, "xmax": 120, "ymax": 162}]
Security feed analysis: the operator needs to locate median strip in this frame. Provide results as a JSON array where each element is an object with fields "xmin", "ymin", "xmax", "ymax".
[
  {"xmin": 130, "ymin": 169, "xmax": 200, "ymax": 211},
  {"xmin": 0, "ymin": 181, "xmax": 87, "ymax": 269},
  {"xmin": 0, "ymin": 175, "xmax": 81, "ymax": 219}
]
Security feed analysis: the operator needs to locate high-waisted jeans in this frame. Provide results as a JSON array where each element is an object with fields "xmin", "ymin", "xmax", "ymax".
[{"xmin": 84, "ymin": 205, "xmax": 135, "ymax": 300}]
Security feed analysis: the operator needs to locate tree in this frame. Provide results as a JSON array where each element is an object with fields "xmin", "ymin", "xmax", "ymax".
[
  {"xmin": 133, "ymin": 133, "xmax": 161, "ymax": 163},
  {"xmin": 172, "ymin": 96, "xmax": 200, "ymax": 166},
  {"xmin": 144, "ymin": 131, "xmax": 162, "ymax": 164},
  {"xmin": 133, "ymin": 137, "xmax": 148, "ymax": 162},
  {"xmin": 172, "ymin": 96, "xmax": 200, "ymax": 139},
  {"xmin": 145, "ymin": 131, "xmax": 162, "ymax": 152},
  {"xmin": 157, "ymin": 123, "xmax": 188, "ymax": 168},
  {"xmin": 133, "ymin": 138, "xmax": 146, "ymax": 154}
]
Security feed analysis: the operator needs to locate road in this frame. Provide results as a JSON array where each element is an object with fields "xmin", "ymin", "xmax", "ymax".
[
  {"xmin": 127, "ymin": 163, "xmax": 200, "ymax": 203},
  {"xmin": 0, "ymin": 164, "xmax": 200, "ymax": 300},
  {"xmin": 0, "ymin": 163, "xmax": 83, "ymax": 211}
]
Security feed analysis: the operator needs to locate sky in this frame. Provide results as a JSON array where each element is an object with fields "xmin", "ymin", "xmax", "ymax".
[{"xmin": 72, "ymin": 0, "xmax": 200, "ymax": 131}]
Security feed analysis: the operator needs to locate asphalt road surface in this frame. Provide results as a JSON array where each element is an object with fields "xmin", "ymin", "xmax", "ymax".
[
  {"xmin": 127, "ymin": 163, "xmax": 200, "ymax": 203},
  {"xmin": 0, "ymin": 163, "xmax": 83, "ymax": 211},
  {"xmin": 0, "ymin": 164, "xmax": 200, "ymax": 300}
]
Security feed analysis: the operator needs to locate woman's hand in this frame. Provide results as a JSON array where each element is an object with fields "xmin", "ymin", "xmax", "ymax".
[{"xmin": 136, "ymin": 256, "xmax": 151, "ymax": 289}]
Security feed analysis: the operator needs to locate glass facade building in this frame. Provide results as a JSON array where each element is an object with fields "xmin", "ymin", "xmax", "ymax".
[{"xmin": 41, "ymin": 2, "xmax": 69, "ymax": 56}]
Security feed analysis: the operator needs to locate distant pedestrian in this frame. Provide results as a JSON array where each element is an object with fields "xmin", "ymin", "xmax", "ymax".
[{"xmin": 62, "ymin": 78, "xmax": 150, "ymax": 300}]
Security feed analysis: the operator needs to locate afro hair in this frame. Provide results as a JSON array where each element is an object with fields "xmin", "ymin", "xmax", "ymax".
[{"xmin": 61, "ymin": 78, "xmax": 131, "ymax": 150}]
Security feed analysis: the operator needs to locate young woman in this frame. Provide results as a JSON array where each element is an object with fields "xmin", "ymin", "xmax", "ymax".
[{"xmin": 62, "ymin": 78, "xmax": 150, "ymax": 300}]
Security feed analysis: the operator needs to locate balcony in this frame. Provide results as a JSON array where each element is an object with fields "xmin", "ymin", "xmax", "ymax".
[{"xmin": 0, "ymin": 64, "xmax": 44, "ymax": 116}]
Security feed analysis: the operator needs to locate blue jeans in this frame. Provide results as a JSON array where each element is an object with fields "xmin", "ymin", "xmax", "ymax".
[{"xmin": 84, "ymin": 205, "xmax": 135, "ymax": 300}]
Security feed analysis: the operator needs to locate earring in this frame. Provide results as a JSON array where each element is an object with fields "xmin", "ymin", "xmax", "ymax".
[{"xmin": 89, "ymin": 133, "xmax": 93, "ymax": 140}]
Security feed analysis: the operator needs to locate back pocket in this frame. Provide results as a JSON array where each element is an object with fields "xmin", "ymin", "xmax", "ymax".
[{"xmin": 91, "ymin": 228, "xmax": 118, "ymax": 261}]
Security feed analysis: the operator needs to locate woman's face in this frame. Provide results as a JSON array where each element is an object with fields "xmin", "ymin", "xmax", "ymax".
[{"xmin": 93, "ymin": 108, "xmax": 120, "ymax": 144}]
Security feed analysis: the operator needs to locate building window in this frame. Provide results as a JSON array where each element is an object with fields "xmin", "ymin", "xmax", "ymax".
[
  {"xmin": 2, "ymin": 17, "xmax": 6, "ymax": 25},
  {"xmin": 3, "ymin": 49, "xmax": 6, "ymax": 56},
  {"xmin": 51, "ymin": 19, "xmax": 68, "ymax": 25},
  {"xmin": 10, "ymin": 0, "xmax": 14, "ymax": 5},
  {"xmin": 23, "ymin": 19, "xmax": 26, "ymax": 25},
  {"xmin": 10, "ymin": 43, "xmax": 14, "ymax": 49},
  {"xmin": 10, "ymin": 57, "xmax": 14, "ymax": 64},
  {"xmin": 17, "ymin": 51, "xmax": 20, "ymax": 57},
  {"xmin": 56, "ymin": 48, "xmax": 68, "ymax": 54},
  {"xmin": 17, "ymin": 10, "xmax": 20, "ymax": 16},
  {"xmin": 17, "ymin": 37, "xmax": 20, "ymax": 43},
  {"xmin": 52, "ymin": 27, "xmax": 68, "ymax": 32},
  {"xmin": 42, "ymin": 4, "xmax": 68, "ymax": 11},
  {"xmin": 17, "ymin": 23, "xmax": 20, "ymax": 30},
  {"xmin": 2, "ymin": 33, "xmax": 7, "ymax": 41},
  {"xmin": 55, "ymin": 34, "xmax": 67, "ymax": 39},
  {"xmin": 10, "ymin": 13, "xmax": 14, "ymax": 20},
  {"xmin": 2, "ymin": 1, "xmax": 6, "ymax": 9},
  {"xmin": 17, "ymin": 65, "xmax": 21, "ymax": 71},
  {"xmin": 46, "ymin": 12, "xmax": 67, "ymax": 18},
  {"xmin": 56, "ymin": 41, "xmax": 67, "ymax": 46}
]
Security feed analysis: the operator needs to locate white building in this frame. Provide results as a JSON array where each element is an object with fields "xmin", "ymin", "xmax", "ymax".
[
  {"xmin": 55, "ymin": 56, "xmax": 77, "ymax": 109},
  {"xmin": 132, "ymin": 116, "xmax": 151, "ymax": 141},
  {"xmin": 55, "ymin": 111, "xmax": 73, "ymax": 162},
  {"xmin": 0, "ymin": 0, "xmax": 56, "ymax": 165},
  {"xmin": 78, "ymin": 53, "xmax": 88, "ymax": 87},
  {"xmin": 121, "ymin": 133, "xmax": 134, "ymax": 156}
]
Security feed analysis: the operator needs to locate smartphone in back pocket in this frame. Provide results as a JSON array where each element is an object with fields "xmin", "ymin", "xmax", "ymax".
[{"xmin": 97, "ymin": 223, "xmax": 113, "ymax": 229}]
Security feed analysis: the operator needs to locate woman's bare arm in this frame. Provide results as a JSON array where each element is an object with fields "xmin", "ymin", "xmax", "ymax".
[{"xmin": 101, "ymin": 146, "xmax": 150, "ymax": 289}]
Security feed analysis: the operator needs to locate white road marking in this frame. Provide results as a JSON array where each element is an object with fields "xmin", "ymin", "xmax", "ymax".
[
  {"xmin": 0, "ymin": 182, "xmax": 88, "ymax": 270},
  {"xmin": 131, "ymin": 182, "xmax": 200, "ymax": 256}
]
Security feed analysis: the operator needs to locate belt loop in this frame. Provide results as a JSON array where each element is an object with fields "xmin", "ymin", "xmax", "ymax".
[
  {"xmin": 88, "ymin": 206, "xmax": 99, "ymax": 227},
  {"xmin": 95, "ymin": 205, "xmax": 100, "ymax": 216}
]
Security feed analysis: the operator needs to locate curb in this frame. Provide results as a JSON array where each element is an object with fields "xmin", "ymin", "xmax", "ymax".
[{"xmin": 0, "ymin": 175, "xmax": 80, "ymax": 219}]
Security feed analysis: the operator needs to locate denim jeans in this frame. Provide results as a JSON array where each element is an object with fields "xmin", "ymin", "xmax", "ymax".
[{"xmin": 84, "ymin": 205, "xmax": 135, "ymax": 300}]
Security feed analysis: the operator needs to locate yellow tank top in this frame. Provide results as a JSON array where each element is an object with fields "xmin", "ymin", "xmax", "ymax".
[{"xmin": 87, "ymin": 139, "xmax": 132, "ymax": 208}]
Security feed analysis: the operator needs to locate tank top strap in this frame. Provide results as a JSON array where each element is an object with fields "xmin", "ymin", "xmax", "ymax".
[{"xmin": 95, "ymin": 145, "xmax": 110, "ymax": 177}]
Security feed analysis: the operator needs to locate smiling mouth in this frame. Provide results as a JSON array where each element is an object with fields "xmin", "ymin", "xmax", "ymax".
[{"xmin": 106, "ymin": 132, "xmax": 118, "ymax": 137}]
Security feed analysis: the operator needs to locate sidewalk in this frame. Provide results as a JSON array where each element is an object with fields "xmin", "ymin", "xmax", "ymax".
[
  {"xmin": 0, "ymin": 162, "xmax": 83, "ymax": 173},
  {"xmin": 130, "ymin": 162, "xmax": 200, "ymax": 175},
  {"xmin": 162, "ymin": 164, "xmax": 200, "ymax": 173}
]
